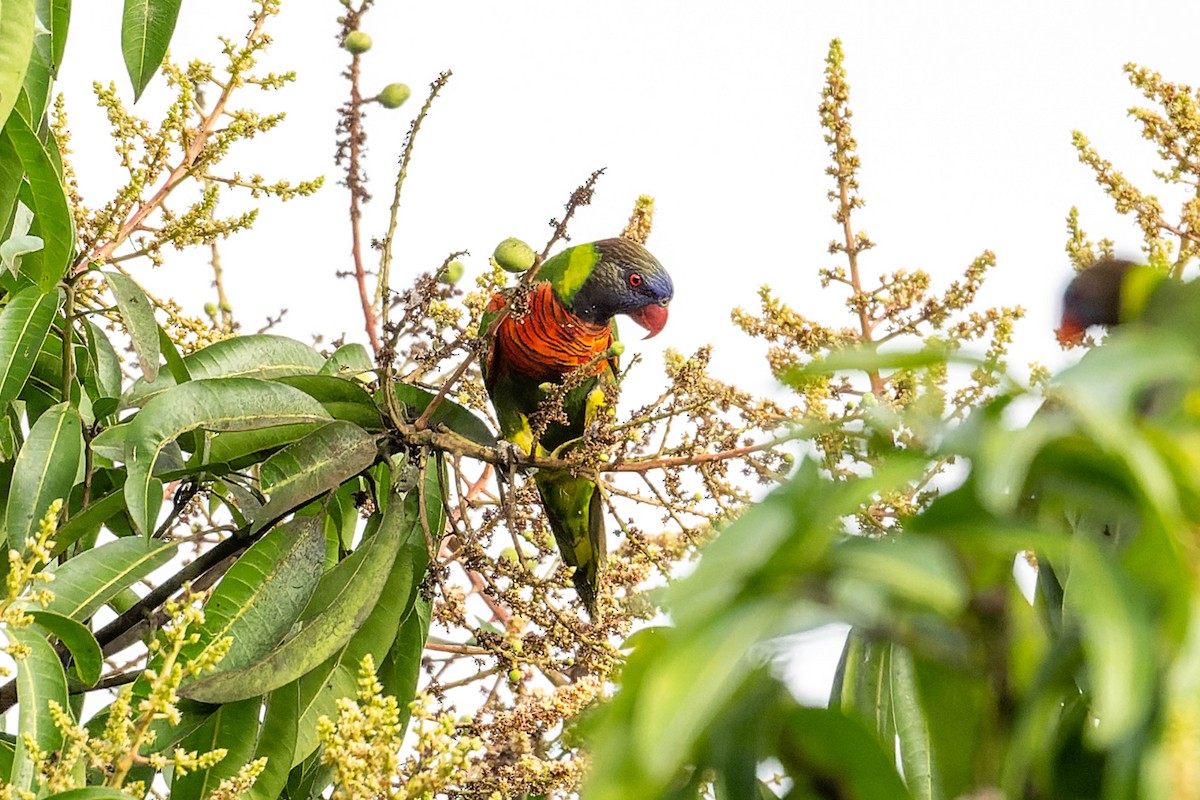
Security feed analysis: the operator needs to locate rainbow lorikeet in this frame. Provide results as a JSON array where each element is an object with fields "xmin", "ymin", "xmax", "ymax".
[
  {"xmin": 1052, "ymin": 257, "xmax": 1200, "ymax": 548},
  {"xmin": 481, "ymin": 237, "xmax": 674, "ymax": 615},
  {"xmin": 1057, "ymin": 258, "xmax": 1196, "ymax": 344}
]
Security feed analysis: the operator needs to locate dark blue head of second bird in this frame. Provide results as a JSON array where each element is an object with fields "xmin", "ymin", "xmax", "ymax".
[
  {"xmin": 568, "ymin": 238, "xmax": 674, "ymax": 338},
  {"xmin": 1060, "ymin": 258, "xmax": 1135, "ymax": 334}
]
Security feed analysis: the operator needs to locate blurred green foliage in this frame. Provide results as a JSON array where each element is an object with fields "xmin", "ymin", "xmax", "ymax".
[
  {"xmin": 586, "ymin": 49, "xmax": 1200, "ymax": 800},
  {"xmin": 585, "ymin": 284, "xmax": 1200, "ymax": 800}
]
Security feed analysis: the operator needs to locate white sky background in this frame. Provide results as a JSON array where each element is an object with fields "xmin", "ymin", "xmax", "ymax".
[{"xmin": 53, "ymin": 2, "xmax": 1200, "ymax": 703}]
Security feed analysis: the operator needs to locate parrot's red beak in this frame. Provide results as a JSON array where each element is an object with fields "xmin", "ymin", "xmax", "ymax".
[
  {"xmin": 1055, "ymin": 313, "xmax": 1086, "ymax": 347},
  {"xmin": 629, "ymin": 303, "xmax": 669, "ymax": 339}
]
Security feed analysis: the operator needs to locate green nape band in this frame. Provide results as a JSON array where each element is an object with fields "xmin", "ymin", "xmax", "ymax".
[{"xmin": 1121, "ymin": 264, "xmax": 1166, "ymax": 323}]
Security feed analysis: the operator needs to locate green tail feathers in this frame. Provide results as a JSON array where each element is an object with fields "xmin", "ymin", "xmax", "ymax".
[{"xmin": 534, "ymin": 470, "xmax": 606, "ymax": 617}]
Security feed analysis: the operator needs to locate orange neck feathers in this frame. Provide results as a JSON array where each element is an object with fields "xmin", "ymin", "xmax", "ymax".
[{"xmin": 488, "ymin": 283, "xmax": 614, "ymax": 384}]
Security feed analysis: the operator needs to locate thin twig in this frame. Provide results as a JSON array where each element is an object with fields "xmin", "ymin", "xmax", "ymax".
[{"xmin": 409, "ymin": 169, "xmax": 606, "ymax": 431}]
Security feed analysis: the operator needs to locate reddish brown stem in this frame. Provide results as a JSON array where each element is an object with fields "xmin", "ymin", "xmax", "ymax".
[{"xmin": 344, "ymin": 55, "xmax": 380, "ymax": 354}]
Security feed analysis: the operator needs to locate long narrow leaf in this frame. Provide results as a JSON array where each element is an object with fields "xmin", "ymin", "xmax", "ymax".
[
  {"xmin": 171, "ymin": 698, "xmax": 261, "ymax": 800},
  {"xmin": 891, "ymin": 644, "xmax": 943, "ymax": 800},
  {"xmin": 22, "ymin": 15, "xmax": 53, "ymax": 124},
  {"xmin": 0, "ymin": 285, "xmax": 61, "ymax": 404},
  {"xmin": 123, "ymin": 378, "xmax": 331, "ymax": 535},
  {"xmin": 83, "ymin": 319, "xmax": 122, "ymax": 401},
  {"xmin": 50, "ymin": 489, "xmax": 126, "ymax": 556},
  {"xmin": 27, "ymin": 609, "xmax": 102, "ymax": 686},
  {"xmin": 291, "ymin": 475, "xmax": 436, "ymax": 764},
  {"xmin": 382, "ymin": 595, "xmax": 431, "ymax": 738},
  {"xmin": 6, "ymin": 401, "xmax": 82, "ymax": 552},
  {"xmin": 8, "ymin": 625, "xmax": 68, "ymax": 792},
  {"xmin": 253, "ymin": 420, "xmax": 378, "ymax": 532},
  {"xmin": 0, "ymin": 0, "xmax": 36, "ymax": 126},
  {"xmin": 46, "ymin": 0, "xmax": 71, "ymax": 74},
  {"xmin": 830, "ymin": 626, "xmax": 895, "ymax": 749},
  {"xmin": 182, "ymin": 482, "xmax": 415, "ymax": 703},
  {"xmin": 120, "ymin": 0, "xmax": 181, "ymax": 101},
  {"xmin": 0, "ymin": 117, "xmax": 23, "ymax": 229},
  {"xmin": 122, "ymin": 334, "xmax": 326, "ymax": 409},
  {"xmin": 103, "ymin": 271, "xmax": 159, "ymax": 383},
  {"xmin": 45, "ymin": 536, "xmax": 176, "ymax": 619},
  {"xmin": 243, "ymin": 684, "xmax": 299, "ymax": 800},
  {"xmin": 2, "ymin": 111, "xmax": 71, "ymax": 288},
  {"xmin": 189, "ymin": 516, "xmax": 325, "ymax": 673}
]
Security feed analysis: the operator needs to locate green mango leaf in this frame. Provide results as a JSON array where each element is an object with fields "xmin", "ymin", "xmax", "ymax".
[
  {"xmin": 39, "ymin": 97, "xmax": 65, "ymax": 180},
  {"xmin": 669, "ymin": 456, "xmax": 925, "ymax": 630},
  {"xmin": 0, "ymin": 284, "xmax": 61, "ymax": 404},
  {"xmin": 253, "ymin": 420, "xmax": 378, "ymax": 532},
  {"xmin": 206, "ymin": 422, "xmax": 323, "ymax": 470},
  {"xmin": 42, "ymin": 789, "xmax": 140, "ymax": 800},
  {"xmin": 284, "ymin": 750, "xmax": 333, "ymax": 797},
  {"xmin": 157, "ymin": 323, "xmax": 189, "ymax": 383},
  {"xmin": 319, "ymin": 342, "xmax": 374, "ymax": 377},
  {"xmin": 171, "ymin": 697, "xmax": 261, "ymax": 800},
  {"xmin": 392, "ymin": 382, "xmax": 497, "ymax": 446},
  {"xmin": 1068, "ymin": 538, "xmax": 1156, "ymax": 746},
  {"xmin": 6, "ymin": 401, "xmax": 82, "ymax": 552},
  {"xmin": 45, "ymin": 0, "xmax": 71, "ymax": 75},
  {"xmin": 242, "ymin": 684, "xmax": 299, "ymax": 800},
  {"xmin": 51, "ymin": 489, "xmax": 126, "ymax": 556},
  {"xmin": 291, "ymin": 470, "xmax": 436, "ymax": 764},
  {"xmin": 190, "ymin": 516, "xmax": 325, "ymax": 673},
  {"xmin": 830, "ymin": 627, "xmax": 894, "ymax": 749},
  {"xmin": 103, "ymin": 271, "xmax": 159, "ymax": 383},
  {"xmin": 22, "ymin": 25, "xmax": 52, "ymax": 125},
  {"xmin": 782, "ymin": 343, "xmax": 962, "ymax": 387},
  {"xmin": 3, "ymin": 111, "xmax": 71, "ymax": 288},
  {"xmin": 911, "ymin": 650, "xmax": 989, "ymax": 800},
  {"xmin": 88, "ymin": 420, "xmax": 130, "ymax": 463},
  {"xmin": 122, "ymin": 333, "xmax": 326, "ymax": 409},
  {"xmin": 890, "ymin": 645, "xmax": 942, "ymax": 800},
  {"xmin": 276, "ymin": 374, "xmax": 384, "ymax": 430},
  {"xmin": 83, "ymin": 319, "xmax": 122, "ymax": 401},
  {"xmin": 27, "ymin": 609, "xmax": 102, "ymax": 686},
  {"xmin": 775, "ymin": 706, "xmax": 912, "ymax": 800},
  {"xmin": 45, "ymin": 536, "xmax": 176, "ymax": 619},
  {"xmin": 182, "ymin": 481, "xmax": 416, "ymax": 703},
  {"xmin": 120, "ymin": 0, "xmax": 181, "ymax": 102},
  {"xmin": 831, "ymin": 535, "xmax": 968, "ymax": 619},
  {"xmin": 0, "ymin": 0, "xmax": 36, "ymax": 128},
  {"xmin": 8, "ymin": 625, "xmax": 67, "ymax": 792},
  {"xmin": 0, "ymin": 132, "xmax": 23, "ymax": 238},
  {"xmin": 0, "ymin": 232, "xmax": 41, "ymax": 275},
  {"xmin": 382, "ymin": 594, "xmax": 431, "ymax": 738},
  {"xmin": 123, "ymin": 378, "xmax": 331, "ymax": 535}
]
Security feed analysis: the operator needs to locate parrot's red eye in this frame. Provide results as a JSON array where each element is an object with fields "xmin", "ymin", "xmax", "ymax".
[{"xmin": 628, "ymin": 272, "xmax": 643, "ymax": 288}]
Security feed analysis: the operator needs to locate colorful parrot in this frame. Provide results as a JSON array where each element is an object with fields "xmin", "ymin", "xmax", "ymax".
[
  {"xmin": 481, "ymin": 237, "xmax": 674, "ymax": 616},
  {"xmin": 1056, "ymin": 258, "xmax": 1185, "ymax": 344},
  {"xmin": 1052, "ymin": 257, "xmax": 1200, "ymax": 549}
]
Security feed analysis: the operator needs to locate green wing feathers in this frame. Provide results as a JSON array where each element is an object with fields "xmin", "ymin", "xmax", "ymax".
[{"xmin": 535, "ymin": 469, "xmax": 605, "ymax": 617}]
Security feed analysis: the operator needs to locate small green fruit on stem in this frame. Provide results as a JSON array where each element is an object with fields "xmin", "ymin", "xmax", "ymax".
[
  {"xmin": 441, "ymin": 260, "xmax": 465, "ymax": 284},
  {"xmin": 493, "ymin": 237, "xmax": 536, "ymax": 273},
  {"xmin": 343, "ymin": 31, "xmax": 372, "ymax": 54},
  {"xmin": 377, "ymin": 83, "xmax": 411, "ymax": 109}
]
